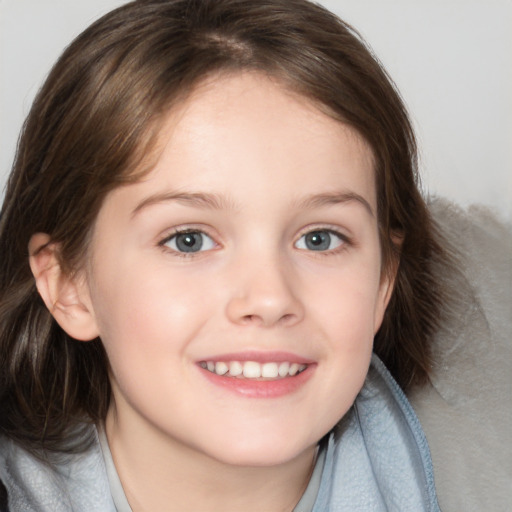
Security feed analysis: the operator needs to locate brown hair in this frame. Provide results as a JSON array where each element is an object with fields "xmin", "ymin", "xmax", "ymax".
[{"xmin": 0, "ymin": 0, "xmax": 448, "ymax": 454}]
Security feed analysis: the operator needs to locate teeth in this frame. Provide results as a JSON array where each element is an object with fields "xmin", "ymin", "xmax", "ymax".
[
  {"xmin": 201, "ymin": 360, "xmax": 308, "ymax": 379},
  {"xmin": 261, "ymin": 362, "xmax": 279, "ymax": 378},
  {"xmin": 289, "ymin": 363, "xmax": 300, "ymax": 376},
  {"xmin": 229, "ymin": 361, "xmax": 243, "ymax": 376},
  {"xmin": 215, "ymin": 362, "xmax": 229, "ymax": 376},
  {"xmin": 278, "ymin": 362, "xmax": 290, "ymax": 377},
  {"xmin": 243, "ymin": 361, "xmax": 261, "ymax": 378}
]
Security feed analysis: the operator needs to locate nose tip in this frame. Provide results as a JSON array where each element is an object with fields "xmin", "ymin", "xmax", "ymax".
[
  {"xmin": 225, "ymin": 268, "xmax": 304, "ymax": 328},
  {"xmin": 228, "ymin": 300, "xmax": 302, "ymax": 327}
]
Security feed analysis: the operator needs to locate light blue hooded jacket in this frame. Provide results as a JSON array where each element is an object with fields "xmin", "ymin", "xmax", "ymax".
[{"xmin": 0, "ymin": 354, "xmax": 440, "ymax": 511}]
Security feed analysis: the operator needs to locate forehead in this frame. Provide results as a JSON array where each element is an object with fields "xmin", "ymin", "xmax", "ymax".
[
  {"xmin": 144, "ymin": 72, "xmax": 375, "ymax": 198},
  {"xmin": 101, "ymin": 71, "xmax": 377, "ymax": 223}
]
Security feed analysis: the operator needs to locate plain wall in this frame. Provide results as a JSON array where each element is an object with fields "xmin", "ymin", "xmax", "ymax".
[{"xmin": 1, "ymin": 0, "xmax": 511, "ymax": 219}]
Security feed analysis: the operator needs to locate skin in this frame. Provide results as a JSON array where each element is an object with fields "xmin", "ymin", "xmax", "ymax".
[{"xmin": 30, "ymin": 72, "xmax": 394, "ymax": 511}]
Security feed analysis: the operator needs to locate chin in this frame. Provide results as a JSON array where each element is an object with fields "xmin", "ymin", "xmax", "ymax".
[{"xmin": 201, "ymin": 431, "xmax": 318, "ymax": 468}]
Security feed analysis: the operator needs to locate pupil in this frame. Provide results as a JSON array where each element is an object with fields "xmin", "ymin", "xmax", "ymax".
[
  {"xmin": 176, "ymin": 233, "xmax": 203, "ymax": 252},
  {"xmin": 306, "ymin": 231, "xmax": 330, "ymax": 251}
]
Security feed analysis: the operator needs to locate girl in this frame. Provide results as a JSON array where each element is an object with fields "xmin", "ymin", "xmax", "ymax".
[{"xmin": 0, "ymin": 0, "xmax": 448, "ymax": 510}]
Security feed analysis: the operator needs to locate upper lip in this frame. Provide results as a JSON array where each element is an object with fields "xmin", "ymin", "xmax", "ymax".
[{"xmin": 197, "ymin": 351, "xmax": 315, "ymax": 365}]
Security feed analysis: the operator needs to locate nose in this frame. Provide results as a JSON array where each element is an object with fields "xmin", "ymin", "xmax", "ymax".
[{"xmin": 225, "ymin": 256, "xmax": 305, "ymax": 328}]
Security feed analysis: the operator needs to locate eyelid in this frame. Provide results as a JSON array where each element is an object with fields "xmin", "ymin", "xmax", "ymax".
[
  {"xmin": 158, "ymin": 226, "xmax": 220, "ymax": 255},
  {"xmin": 295, "ymin": 223, "xmax": 352, "ymax": 240},
  {"xmin": 294, "ymin": 225, "xmax": 352, "ymax": 252}
]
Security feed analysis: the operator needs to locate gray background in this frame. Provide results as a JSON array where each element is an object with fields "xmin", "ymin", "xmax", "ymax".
[{"xmin": 1, "ymin": 0, "xmax": 511, "ymax": 219}]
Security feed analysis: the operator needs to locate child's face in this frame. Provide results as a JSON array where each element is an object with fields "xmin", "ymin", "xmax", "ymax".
[{"xmin": 81, "ymin": 72, "xmax": 393, "ymax": 467}]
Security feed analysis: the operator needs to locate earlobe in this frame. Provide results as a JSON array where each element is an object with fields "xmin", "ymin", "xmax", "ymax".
[
  {"xmin": 373, "ymin": 245, "xmax": 402, "ymax": 334},
  {"xmin": 29, "ymin": 233, "xmax": 99, "ymax": 341},
  {"xmin": 373, "ymin": 273, "xmax": 395, "ymax": 334}
]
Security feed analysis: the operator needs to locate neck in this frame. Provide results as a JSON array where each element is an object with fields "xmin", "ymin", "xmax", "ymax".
[{"xmin": 105, "ymin": 404, "xmax": 317, "ymax": 512}]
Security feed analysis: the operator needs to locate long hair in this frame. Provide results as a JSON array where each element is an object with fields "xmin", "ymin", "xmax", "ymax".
[{"xmin": 0, "ymin": 0, "xmax": 448, "ymax": 454}]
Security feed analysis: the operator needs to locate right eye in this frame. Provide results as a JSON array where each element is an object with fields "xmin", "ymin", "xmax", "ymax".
[
  {"xmin": 294, "ymin": 229, "xmax": 346, "ymax": 252},
  {"xmin": 161, "ymin": 230, "xmax": 216, "ymax": 254}
]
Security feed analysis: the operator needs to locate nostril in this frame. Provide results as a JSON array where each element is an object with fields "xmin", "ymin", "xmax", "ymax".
[
  {"xmin": 279, "ymin": 313, "xmax": 295, "ymax": 324},
  {"xmin": 242, "ymin": 314, "xmax": 255, "ymax": 324},
  {"xmin": 226, "ymin": 290, "xmax": 304, "ymax": 327},
  {"xmin": 241, "ymin": 312, "xmax": 297, "ymax": 326}
]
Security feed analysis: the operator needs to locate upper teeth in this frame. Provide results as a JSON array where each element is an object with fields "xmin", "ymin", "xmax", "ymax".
[{"xmin": 200, "ymin": 361, "xmax": 307, "ymax": 379}]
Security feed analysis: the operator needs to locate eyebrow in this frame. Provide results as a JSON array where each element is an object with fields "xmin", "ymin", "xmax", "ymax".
[
  {"xmin": 132, "ymin": 191, "xmax": 237, "ymax": 217},
  {"xmin": 132, "ymin": 190, "xmax": 374, "ymax": 217},
  {"xmin": 295, "ymin": 191, "xmax": 375, "ymax": 217}
]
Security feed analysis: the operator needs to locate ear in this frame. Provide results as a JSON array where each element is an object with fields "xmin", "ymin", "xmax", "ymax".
[
  {"xmin": 373, "ymin": 272, "xmax": 395, "ymax": 333},
  {"xmin": 373, "ymin": 232, "xmax": 403, "ymax": 333},
  {"xmin": 29, "ymin": 233, "xmax": 99, "ymax": 341}
]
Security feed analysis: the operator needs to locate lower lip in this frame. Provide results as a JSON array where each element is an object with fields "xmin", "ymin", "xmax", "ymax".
[{"xmin": 198, "ymin": 365, "xmax": 315, "ymax": 398}]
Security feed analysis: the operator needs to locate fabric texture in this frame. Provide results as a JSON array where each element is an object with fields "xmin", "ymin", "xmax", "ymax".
[
  {"xmin": 0, "ymin": 434, "xmax": 115, "ymax": 512},
  {"xmin": 408, "ymin": 199, "xmax": 512, "ymax": 511},
  {"xmin": 0, "ymin": 355, "xmax": 439, "ymax": 511},
  {"xmin": 311, "ymin": 355, "xmax": 440, "ymax": 511}
]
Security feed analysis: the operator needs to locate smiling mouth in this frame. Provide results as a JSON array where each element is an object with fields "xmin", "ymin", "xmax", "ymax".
[{"xmin": 199, "ymin": 360, "xmax": 308, "ymax": 380}]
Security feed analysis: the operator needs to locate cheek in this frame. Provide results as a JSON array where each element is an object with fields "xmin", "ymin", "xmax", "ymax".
[
  {"xmin": 306, "ymin": 294, "xmax": 376, "ymax": 434},
  {"xmin": 89, "ymin": 257, "xmax": 221, "ymax": 381},
  {"xmin": 309, "ymin": 264, "xmax": 383, "ymax": 342},
  {"xmin": 91, "ymin": 277, "xmax": 197, "ymax": 412}
]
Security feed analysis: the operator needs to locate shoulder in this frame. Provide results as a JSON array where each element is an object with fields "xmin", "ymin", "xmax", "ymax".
[
  {"xmin": 313, "ymin": 357, "xmax": 440, "ymax": 511},
  {"xmin": 0, "ymin": 430, "xmax": 115, "ymax": 512},
  {"xmin": 408, "ymin": 199, "xmax": 512, "ymax": 511}
]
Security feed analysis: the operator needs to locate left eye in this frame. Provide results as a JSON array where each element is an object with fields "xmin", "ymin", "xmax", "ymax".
[
  {"xmin": 295, "ymin": 230, "xmax": 345, "ymax": 252},
  {"xmin": 163, "ymin": 231, "xmax": 216, "ymax": 253}
]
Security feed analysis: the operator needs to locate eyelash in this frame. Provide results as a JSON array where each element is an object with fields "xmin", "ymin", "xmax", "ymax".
[
  {"xmin": 294, "ymin": 227, "xmax": 352, "ymax": 255},
  {"xmin": 158, "ymin": 226, "xmax": 352, "ymax": 258},
  {"xmin": 158, "ymin": 228, "xmax": 218, "ymax": 258}
]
